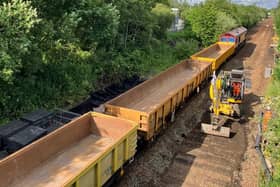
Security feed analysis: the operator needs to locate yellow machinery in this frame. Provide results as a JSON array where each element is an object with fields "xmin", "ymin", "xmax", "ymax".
[{"xmin": 201, "ymin": 70, "xmax": 245, "ymax": 137}]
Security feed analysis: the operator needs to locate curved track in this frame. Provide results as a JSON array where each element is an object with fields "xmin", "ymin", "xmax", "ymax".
[{"xmin": 115, "ymin": 19, "xmax": 274, "ymax": 187}]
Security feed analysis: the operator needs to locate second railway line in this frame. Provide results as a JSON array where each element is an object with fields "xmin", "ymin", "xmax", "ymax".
[{"xmin": 115, "ymin": 18, "xmax": 274, "ymax": 187}]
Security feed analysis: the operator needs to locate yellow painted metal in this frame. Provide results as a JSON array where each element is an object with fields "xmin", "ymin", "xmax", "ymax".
[
  {"xmin": 0, "ymin": 112, "xmax": 138, "ymax": 187},
  {"xmin": 217, "ymin": 103, "xmax": 234, "ymax": 116},
  {"xmin": 209, "ymin": 79, "xmax": 222, "ymax": 102},
  {"xmin": 209, "ymin": 77, "xmax": 236, "ymax": 116},
  {"xmin": 208, "ymin": 70, "xmax": 245, "ymax": 121},
  {"xmin": 96, "ymin": 162, "xmax": 101, "ymax": 187},
  {"xmin": 202, "ymin": 73, "xmax": 238, "ymax": 137},
  {"xmin": 124, "ymin": 138, "xmax": 129, "ymax": 160},
  {"xmin": 191, "ymin": 42, "xmax": 235, "ymax": 71},
  {"xmin": 66, "ymin": 131, "xmax": 137, "ymax": 187},
  {"xmin": 75, "ymin": 180, "xmax": 80, "ymax": 187},
  {"xmin": 105, "ymin": 60, "xmax": 212, "ymax": 141},
  {"xmin": 273, "ymin": 36, "xmax": 279, "ymax": 43},
  {"xmin": 209, "ymin": 78, "xmax": 230, "ymax": 117},
  {"xmin": 104, "ymin": 105, "xmax": 150, "ymax": 138},
  {"xmin": 227, "ymin": 98, "xmax": 242, "ymax": 104},
  {"xmin": 113, "ymin": 148, "xmax": 118, "ymax": 172}
]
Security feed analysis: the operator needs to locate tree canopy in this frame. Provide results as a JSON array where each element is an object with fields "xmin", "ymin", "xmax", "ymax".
[
  {"xmin": 182, "ymin": 0, "xmax": 266, "ymax": 45},
  {"xmin": 0, "ymin": 0, "xmax": 40, "ymax": 82},
  {"xmin": 0, "ymin": 0, "xmax": 266, "ymax": 123}
]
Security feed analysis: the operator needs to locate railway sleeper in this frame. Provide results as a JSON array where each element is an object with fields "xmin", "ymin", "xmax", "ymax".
[
  {"xmin": 185, "ymin": 163, "xmax": 232, "ymax": 183},
  {"xmin": 186, "ymin": 148, "xmax": 241, "ymax": 167},
  {"xmin": 183, "ymin": 137, "xmax": 242, "ymax": 151},
  {"xmin": 161, "ymin": 159, "xmax": 231, "ymax": 187},
  {"xmin": 175, "ymin": 153, "xmax": 233, "ymax": 175},
  {"xmin": 184, "ymin": 142, "xmax": 243, "ymax": 158}
]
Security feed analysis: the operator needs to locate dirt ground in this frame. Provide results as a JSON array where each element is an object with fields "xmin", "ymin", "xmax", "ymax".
[
  {"xmin": 114, "ymin": 18, "xmax": 274, "ymax": 187},
  {"xmin": 233, "ymin": 19, "xmax": 275, "ymax": 187}
]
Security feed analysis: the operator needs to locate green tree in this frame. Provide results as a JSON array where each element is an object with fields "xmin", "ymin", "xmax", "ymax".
[
  {"xmin": 0, "ymin": 0, "xmax": 266, "ymax": 125},
  {"xmin": 215, "ymin": 11, "xmax": 237, "ymax": 34},
  {"xmin": 275, "ymin": 7, "xmax": 280, "ymax": 36},
  {"xmin": 181, "ymin": 0, "xmax": 266, "ymax": 45},
  {"xmin": 0, "ymin": 0, "xmax": 40, "ymax": 82},
  {"xmin": 184, "ymin": 3, "xmax": 218, "ymax": 45},
  {"xmin": 107, "ymin": 0, "xmax": 156, "ymax": 49},
  {"xmin": 152, "ymin": 3, "xmax": 174, "ymax": 39},
  {"xmin": 31, "ymin": 0, "xmax": 79, "ymax": 21},
  {"xmin": 74, "ymin": 2, "xmax": 120, "ymax": 50}
]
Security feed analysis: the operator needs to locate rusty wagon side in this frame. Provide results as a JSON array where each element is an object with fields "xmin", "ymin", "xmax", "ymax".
[
  {"xmin": 0, "ymin": 112, "xmax": 138, "ymax": 187},
  {"xmin": 105, "ymin": 60, "xmax": 212, "ymax": 141}
]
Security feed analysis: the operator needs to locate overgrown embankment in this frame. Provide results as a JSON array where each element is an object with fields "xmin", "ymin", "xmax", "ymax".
[
  {"xmin": 262, "ymin": 6, "xmax": 280, "ymax": 186},
  {"xmin": 263, "ymin": 55, "xmax": 280, "ymax": 186}
]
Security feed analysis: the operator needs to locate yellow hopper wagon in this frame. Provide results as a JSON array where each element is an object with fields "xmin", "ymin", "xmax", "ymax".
[
  {"xmin": 105, "ymin": 60, "xmax": 212, "ymax": 141},
  {"xmin": 191, "ymin": 42, "xmax": 235, "ymax": 72},
  {"xmin": 0, "ymin": 112, "xmax": 138, "ymax": 187}
]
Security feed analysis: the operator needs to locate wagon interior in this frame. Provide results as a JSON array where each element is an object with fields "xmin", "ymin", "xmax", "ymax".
[
  {"xmin": 107, "ymin": 60, "xmax": 210, "ymax": 113},
  {"xmin": 0, "ymin": 113, "xmax": 134, "ymax": 187},
  {"xmin": 193, "ymin": 43, "xmax": 233, "ymax": 59}
]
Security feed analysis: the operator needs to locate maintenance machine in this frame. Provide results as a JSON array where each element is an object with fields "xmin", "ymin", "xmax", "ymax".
[{"xmin": 201, "ymin": 70, "xmax": 245, "ymax": 137}]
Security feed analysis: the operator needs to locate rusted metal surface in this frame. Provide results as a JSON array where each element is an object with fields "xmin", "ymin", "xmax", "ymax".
[
  {"xmin": 191, "ymin": 42, "xmax": 235, "ymax": 71},
  {"xmin": 105, "ymin": 60, "xmax": 212, "ymax": 140},
  {"xmin": 0, "ymin": 112, "xmax": 137, "ymax": 187},
  {"xmin": 108, "ymin": 60, "xmax": 209, "ymax": 112}
]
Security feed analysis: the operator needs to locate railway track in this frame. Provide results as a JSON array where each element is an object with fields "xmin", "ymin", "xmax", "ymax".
[
  {"xmin": 156, "ymin": 120, "xmax": 246, "ymax": 186},
  {"xmin": 0, "ymin": 18, "xmax": 273, "ymax": 187},
  {"xmin": 115, "ymin": 18, "xmax": 274, "ymax": 187}
]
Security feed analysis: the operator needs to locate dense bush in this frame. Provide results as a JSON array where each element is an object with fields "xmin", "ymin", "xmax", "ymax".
[
  {"xmin": 0, "ymin": 0, "xmax": 176, "ymax": 123},
  {"xmin": 275, "ymin": 8, "xmax": 280, "ymax": 36},
  {"xmin": 181, "ymin": 0, "xmax": 267, "ymax": 46},
  {"xmin": 264, "ymin": 64, "xmax": 280, "ymax": 186},
  {"xmin": 0, "ymin": 0, "xmax": 266, "ymax": 124},
  {"xmin": 263, "ymin": 6, "xmax": 280, "ymax": 185},
  {"xmin": 0, "ymin": 0, "xmax": 40, "ymax": 82}
]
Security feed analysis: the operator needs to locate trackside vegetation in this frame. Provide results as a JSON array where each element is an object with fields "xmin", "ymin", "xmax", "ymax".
[
  {"xmin": 262, "ymin": 5, "xmax": 280, "ymax": 186},
  {"xmin": 181, "ymin": 0, "xmax": 267, "ymax": 46},
  {"xmin": 0, "ymin": 0, "xmax": 266, "ymax": 124}
]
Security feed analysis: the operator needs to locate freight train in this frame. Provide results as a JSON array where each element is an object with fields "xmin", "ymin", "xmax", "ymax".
[{"xmin": 0, "ymin": 27, "xmax": 247, "ymax": 187}]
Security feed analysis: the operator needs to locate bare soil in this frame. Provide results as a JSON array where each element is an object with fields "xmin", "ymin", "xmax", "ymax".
[{"xmin": 114, "ymin": 18, "xmax": 274, "ymax": 187}]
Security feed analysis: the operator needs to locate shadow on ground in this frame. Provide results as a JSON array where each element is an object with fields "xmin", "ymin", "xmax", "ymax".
[{"xmin": 151, "ymin": 34, "xmax": 261, "ymax": 187}]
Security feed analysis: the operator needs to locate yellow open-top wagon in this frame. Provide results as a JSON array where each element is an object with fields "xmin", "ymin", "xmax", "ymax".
[
  {"xmin": 0, "ymin": 112, "xmax": 138, "ymax": 187},
  {"xmin": 105, "ymin": 60, "xmax": 212, "ymax": 141},
  {"xmin": 191, "ymin": 42, "xmax": 235, "ymax": 71}
]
